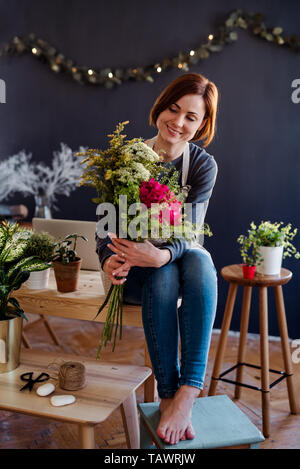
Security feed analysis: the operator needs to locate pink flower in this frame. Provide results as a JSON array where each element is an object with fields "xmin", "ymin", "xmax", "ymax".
[
  {"xmin": 139, "ymin": 179, "xmax": 171, "ymax": 208},
  {"xmin": 159, "ymin": 200, "xmax": 182, "ymax": 226}
]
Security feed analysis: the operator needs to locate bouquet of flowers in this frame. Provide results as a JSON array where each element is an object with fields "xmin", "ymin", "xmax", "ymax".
[{"xmin": 77, "ymin": 122, "xmax": 211, "ymax": 357}]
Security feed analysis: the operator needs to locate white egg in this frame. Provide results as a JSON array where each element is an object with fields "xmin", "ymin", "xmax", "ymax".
[
  {"xmin": 50, "ymin": 395, "xmax": 76, "ymax": 407},
  {"xmin": 36, "ymin": 383, "xmax": 55, "ymax": 396}
]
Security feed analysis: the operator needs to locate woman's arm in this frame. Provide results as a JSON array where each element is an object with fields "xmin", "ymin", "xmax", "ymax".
[{"xmin": 161, "ymin": 153, "xmax": 218, "ymax": 263}]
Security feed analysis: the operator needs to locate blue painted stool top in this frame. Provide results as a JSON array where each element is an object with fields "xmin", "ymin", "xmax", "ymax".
[{"xmin": 138, "ymin": 395, "xmax": 264, "ymax": 449}]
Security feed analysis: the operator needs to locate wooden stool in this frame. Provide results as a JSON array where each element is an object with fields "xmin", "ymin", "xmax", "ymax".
[
  {"xmin": 208, "ymin": 264, "xmax": 298, "ymax": 438},
  {"xmin": 138, "ymin": 395, "xmax": 264, "ymax": 449}
]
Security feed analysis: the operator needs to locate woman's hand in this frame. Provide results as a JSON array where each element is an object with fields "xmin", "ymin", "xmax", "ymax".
[
  {"xmin": 103, "ymin": 254, "xmax": 130, "ymax": 285},
  {"xmin": 107, "ymin": 233, "xmax": 171, "ymax": 274}
]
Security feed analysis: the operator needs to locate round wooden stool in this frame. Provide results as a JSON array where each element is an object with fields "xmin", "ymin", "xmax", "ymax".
[{"xmin": 208, "ymin": 264, "xmax": 298, "ymax": 438}]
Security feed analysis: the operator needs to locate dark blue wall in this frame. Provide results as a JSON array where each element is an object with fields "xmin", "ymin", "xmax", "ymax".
[{"xmin": 1, "ymin": 0, "xmax": 300, "ymax": 337}]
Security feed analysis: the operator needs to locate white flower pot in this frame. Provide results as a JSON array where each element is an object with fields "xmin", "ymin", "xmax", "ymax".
[
  {"xmin": 25, "ymin": 268, "xmax": 50, "ymax": 289},
  {"xmin": 256, "ymin": 246, "xmax": 283, "ymax": 275}
]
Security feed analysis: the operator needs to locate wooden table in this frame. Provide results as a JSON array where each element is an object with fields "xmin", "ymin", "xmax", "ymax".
[
  {"xmin": 0, "ymin": 349, "xmax": 151, "ymax": 449},
  {"xmin": 15, "ymin": 269, "xmax": 156, "ymax": 402}
]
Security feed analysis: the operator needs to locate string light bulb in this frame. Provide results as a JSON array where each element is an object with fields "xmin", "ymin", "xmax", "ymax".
[
  {"xmin": 208, "ymin": 34, "xmax": 214, "ymax": 40},
  {"xmin": 88, "ymin": 69, "xmax": 94, "ymax": 75},
  {"xmin": 108, "ymin": 72, "xmax": 113, "ymax": 78},
  {"xmin": 189, "ymin": 50, "xmax": 195, "ymax": 56},
  {"xmin": 32, "ymin": 47, "xmax": 37, "ymax": 54}
]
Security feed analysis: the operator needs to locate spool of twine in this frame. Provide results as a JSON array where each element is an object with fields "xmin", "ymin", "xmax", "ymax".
[{"xmin": 58, "ymin": 361, "xmax": 86, "ymax": 391}]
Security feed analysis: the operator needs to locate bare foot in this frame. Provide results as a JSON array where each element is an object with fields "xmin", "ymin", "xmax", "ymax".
[
  {"xmin": 159, "ymin": 397, "xmax": 195, "ymax": 441},
  {"xmin": 157, "ymin": 386, "xmax": 199, "ymax": 445}
]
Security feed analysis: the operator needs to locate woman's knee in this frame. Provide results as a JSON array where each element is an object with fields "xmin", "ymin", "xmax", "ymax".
[{"xmin": 181, "ymin": 248, "xmax": 217, "ymax": 278}]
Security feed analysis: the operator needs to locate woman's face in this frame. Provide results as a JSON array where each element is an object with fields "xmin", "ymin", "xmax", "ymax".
[{"xmin": 156, "ymin": 94, "xmax": 206, "ymax": 145}]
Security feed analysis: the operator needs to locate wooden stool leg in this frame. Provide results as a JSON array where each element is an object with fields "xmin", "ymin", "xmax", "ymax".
[
  {"xmin": 41, "ymin": 315, "xmax": 62, "ymax": 346},
  {"xmin": 144, "ymin": 341, "xmax": 158, "ymax": 403},
  {"xmin": 120, "ymin": 391, "xmax": 139, "ymax": 449},
  {"xmin": 208, "ymin": 283, "xmax": 238, "ymax": 396},
  {"xmin": 274, "ymin": 286, "xmax": 298, "ymax": 415},
  {"xmin": 78, "ymin": 424, "xmax": 95, "ymax": 449},
  {"xmin": 235, "ymin": 286, "xmax": 252, "ymax": 399},
  {"xmin": 259, "ymin": 287, "xmax": 270, "ymax": 438}
]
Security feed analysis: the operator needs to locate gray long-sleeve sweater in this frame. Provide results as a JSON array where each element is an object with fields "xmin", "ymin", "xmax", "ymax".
[{"xmin": 95, "ymin": 142, "xmax": 217, "ymax": 270}]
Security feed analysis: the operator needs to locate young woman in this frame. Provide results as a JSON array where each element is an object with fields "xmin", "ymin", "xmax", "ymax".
[{"xmin": 96, "ymin": 72, "xmax": 219, "ymax": 445}]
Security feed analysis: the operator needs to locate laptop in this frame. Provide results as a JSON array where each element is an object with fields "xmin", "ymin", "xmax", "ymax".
[{"xmin": 32, "ymin": 218, "xmax": 100, "ymax": 271}]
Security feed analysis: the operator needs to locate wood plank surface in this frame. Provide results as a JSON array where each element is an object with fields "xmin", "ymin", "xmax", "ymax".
[{"xmin": 15, "ymin": 269, "xmax": 144, "ymax": 327}]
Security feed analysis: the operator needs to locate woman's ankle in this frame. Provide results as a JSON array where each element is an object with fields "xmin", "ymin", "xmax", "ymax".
[{"xmin": 175, "ymin": 385, "xmax": 201, "ymax": 401}]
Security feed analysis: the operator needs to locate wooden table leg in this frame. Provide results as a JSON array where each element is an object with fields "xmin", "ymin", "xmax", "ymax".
[
  {"xmin": 78, "ymin": 424, "xmax": 95, "ymax": 449},
  {"xmin": 209, "ymin": 283, "xmax": 238, "ymax": 396},
  {"xmin": 120, "ymin": 391, "xmax": 139, "ymax": 449},
  {"xmin": 274, "ymin": 285, "xmax": 298, "ymax": 415},
  {"xmin": 259, "ymin": 287, "xmax": 270, "ymax": 438},
  {"xmin": 235, "ymin": 286, "xmax": 252, "ymax": 399}
]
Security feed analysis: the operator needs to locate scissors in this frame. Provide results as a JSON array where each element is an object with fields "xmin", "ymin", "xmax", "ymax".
[{"xmin": 20, "ymin": 372, "xmax": 50, "ymax": 392}]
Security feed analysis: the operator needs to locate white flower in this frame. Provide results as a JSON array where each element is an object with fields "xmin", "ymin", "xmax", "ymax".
[
  {"xmin": 123, "ymin": 141, "xmax": 160, "ymax": 163},
  {"xmin": 0, "ymin": 144, "xmax": 87, "ymax": 210}
]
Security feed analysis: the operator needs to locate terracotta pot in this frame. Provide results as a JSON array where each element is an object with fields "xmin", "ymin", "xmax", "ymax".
[
  {"xmin": 53, "ymin": 258, "xmax": 82, "ymax": 293},
  {"xmin": 242, "ymin": 264, "xmax": 256, "ymax": 279}
]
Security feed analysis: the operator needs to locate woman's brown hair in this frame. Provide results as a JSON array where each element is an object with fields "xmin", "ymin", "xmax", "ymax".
[{"xmin": 149, "ymin": 73, "xmax": 218, "ymax": 147}]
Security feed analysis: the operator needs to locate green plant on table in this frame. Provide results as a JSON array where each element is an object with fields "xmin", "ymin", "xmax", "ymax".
[
  {"xmin": 52, "ymin": 233, "xmax": 88, "ymax": 264},
  {"xmin": 0, "ymin": 221, "xmax": 50, "ymax": 321},
  {"xmin": 251, "ymin": 221, "xmax": 300, "ymax": 259},
  {"xmin": 24, "ymin": 231, "xmax": 56, "ymax": 264},
  {"xmin": 237, "ymin": 229, "xmax": 263, "ymax": 267}
]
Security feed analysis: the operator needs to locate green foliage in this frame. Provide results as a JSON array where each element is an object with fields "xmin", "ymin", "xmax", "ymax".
[
  {"xmin": 0, "ymin": 221, "xmax": 50, "ymax": 321},
  {"xmin": 24, "ymin": 231, "xmax": 56, "ymax": 263},
  {"xmin": 237, "ymin": 233, "xmax": 263, "ymax": 267},
  {"xmin": 76, "ymin": 121, "xmax": 177, "ymax": 207},
  {"xmin": 53, "ymin": 233, "xmax": 88, "ymax": 264},
  {"xmin": 250, "ymin": 221, "xmax": 300, "ymax": 259},
  {"xmin": 237, "ymin": 220, "xmax": 300, "ymax": 266}
]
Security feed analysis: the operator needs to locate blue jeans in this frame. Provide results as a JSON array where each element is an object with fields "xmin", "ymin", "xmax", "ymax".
[{"xmin": 123, "ymin": 247, "xmax": 218, "ymax": 399}]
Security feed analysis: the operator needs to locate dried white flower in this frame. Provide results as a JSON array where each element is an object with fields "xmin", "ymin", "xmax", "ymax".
[{"xmin": 0, "ymin": 144, "xmax": 86, "ymax": 210}]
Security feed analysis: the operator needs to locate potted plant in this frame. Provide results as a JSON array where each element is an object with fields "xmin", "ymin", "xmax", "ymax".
[
  {"xmin": 237, "ymin": 227, "xmax": 263, "ymax": 279},
  {"xmin": 253, "ymin": 221, "xmax": 300, "ymax": 275},
  {"xmin": 0, "ymin": 221, "xmax": 50, "ymax": 372},
  {"xmin": 52, "ymin": 233, "xmax": 88, "ymax": 292},
  {"xmin": 24, "ymin": 231, "xmax": 56, "ymax": 289}
]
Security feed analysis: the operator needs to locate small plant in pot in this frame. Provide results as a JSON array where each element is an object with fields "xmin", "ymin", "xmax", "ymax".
[
  {"xmin": 52, "ymin": 233, "xmax": 88, "ymax": 292},
  {"xmin": 24, "ymin": 231, "xmax": 56, "ymax": 289},
  {"xmin": 253, "ymin": 221, "xmax": 300, "ymax": 275},
  {"xmin": 0, "ymin": 221, "xmax": 49, "ymax": 372},
  {"xmin": 237, "ymin": 228, "xmax": 263, "ymax": 279}
]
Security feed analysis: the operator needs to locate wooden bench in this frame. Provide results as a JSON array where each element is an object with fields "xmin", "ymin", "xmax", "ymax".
[{"xmin": 0, "ymin": 349, "xmax": 151, "ymax": 449}]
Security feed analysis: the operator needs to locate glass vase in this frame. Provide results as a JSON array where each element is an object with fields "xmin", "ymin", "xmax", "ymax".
[{"xmin": 34, "ymin": 194, "xmax": 52, "ymax": 219}]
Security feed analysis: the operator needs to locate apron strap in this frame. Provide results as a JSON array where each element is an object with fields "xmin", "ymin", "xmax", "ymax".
[{"xmin": 146, "ymin": 136, "xmax": 190, "ymax": 187}]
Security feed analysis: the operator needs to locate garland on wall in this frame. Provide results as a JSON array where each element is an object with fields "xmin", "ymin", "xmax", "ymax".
[{"xmin": 0, "ymin": 9, "xmax": 299, "ymax": 89}]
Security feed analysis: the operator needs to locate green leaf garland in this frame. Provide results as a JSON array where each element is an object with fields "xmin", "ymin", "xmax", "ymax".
[{"xmin": 0, "ymin": 9, "xmax": 299, "ymax": 88}]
